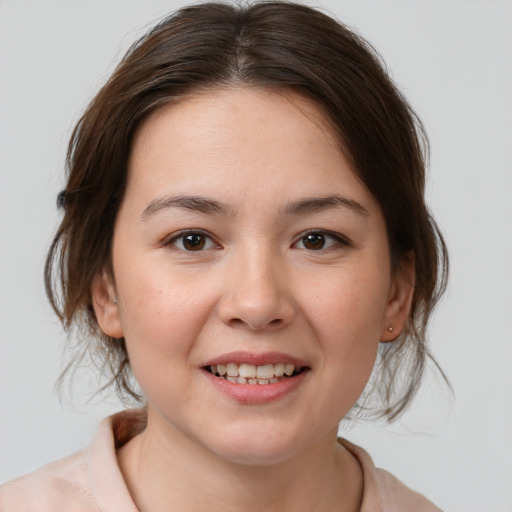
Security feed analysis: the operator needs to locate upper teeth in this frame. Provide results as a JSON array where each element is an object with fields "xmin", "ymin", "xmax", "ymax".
[{"xmin": 211, "ymin": 363, "xmax": 295, "ymax": 379}]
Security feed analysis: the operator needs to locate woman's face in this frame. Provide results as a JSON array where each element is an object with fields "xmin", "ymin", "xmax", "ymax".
[{"xmin": 93, "ymin": 87, "xmax": 412, "ymax": 465}]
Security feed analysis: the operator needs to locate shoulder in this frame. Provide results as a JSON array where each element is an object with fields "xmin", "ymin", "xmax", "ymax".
[
  {"xmin": 373, "ymin": 467, "xmax": 443, "ymax": 512},
  {"xmin": 338, "ymin": 438, "xmax": 443, "ymax": 512},
  {"xmin": 0, "ymin": 409, "xmax": 144, "ymax": 512},
  {"xmin": 0, "ymin": 450, "xmax": 99, "ymax": 512}
]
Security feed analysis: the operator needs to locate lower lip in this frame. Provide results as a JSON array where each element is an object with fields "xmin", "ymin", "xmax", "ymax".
[{"xmin": 202, "ymin": 369, "xmax": 309, "ymax": 404}]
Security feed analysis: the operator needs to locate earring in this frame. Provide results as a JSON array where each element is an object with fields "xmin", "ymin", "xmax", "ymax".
[{"xmin": 387, "ymin": 326, "xmax": 393, "ymax": 332}]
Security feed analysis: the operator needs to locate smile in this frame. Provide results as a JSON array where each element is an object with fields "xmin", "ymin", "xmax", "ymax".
[{"xmin": 206, "ymin": 363, "xmax": 305, "ymax": 385}]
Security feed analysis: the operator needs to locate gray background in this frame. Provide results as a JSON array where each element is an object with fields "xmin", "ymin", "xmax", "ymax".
[{"xmin": 1, "ymin": 1, "xmax": 511, "ymax": 510}]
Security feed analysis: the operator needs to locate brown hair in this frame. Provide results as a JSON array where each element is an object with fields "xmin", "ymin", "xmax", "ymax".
[{"xmin": 45, "ymin": 0, "xmax": 448, "ymax": 420}]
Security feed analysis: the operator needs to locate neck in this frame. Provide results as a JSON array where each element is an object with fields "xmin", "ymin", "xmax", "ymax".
[{"xmin": 117, "ymin": 409, "xmax": 363, "ymax": 512}]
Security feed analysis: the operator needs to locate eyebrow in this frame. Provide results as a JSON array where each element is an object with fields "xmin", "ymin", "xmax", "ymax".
[
  {"xmin": 283, "ymin": 195, "xmax": 369, "ymax": 216},
  {"xmin": 141, "ymin": 193, "xmax": 368, "ymax": 221},
  {"xmin": 141, "ymin": 195, "xmax": 233, "ymax": 220}
]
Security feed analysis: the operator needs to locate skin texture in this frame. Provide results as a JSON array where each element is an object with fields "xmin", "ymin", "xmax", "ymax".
[{"xmin": 92, "ymin": 87, "xmax": 414, "ymax": 511}]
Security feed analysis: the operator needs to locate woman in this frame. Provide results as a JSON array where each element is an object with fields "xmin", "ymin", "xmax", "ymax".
[{"xmin": 0, "ymin": 2, "xmax": 447, "ymax": 510}]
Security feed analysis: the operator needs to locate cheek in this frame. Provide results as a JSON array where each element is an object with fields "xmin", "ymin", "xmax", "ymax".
[
  {"xmin": 303, "ymin": 265, "xmax": 390, "ymax": 404},
  {"xmin": 114, "ymin": 260, "xmax": 218, "ymax": 382},
  {"xmin": 306, "ymin": 263, "xmax": 390, "ymax": 342}
]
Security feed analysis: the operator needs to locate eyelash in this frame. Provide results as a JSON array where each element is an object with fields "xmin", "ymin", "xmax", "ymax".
[
  {"xmin": 163, "ymin": 229, "xmax": 351, "ymax": 253},
  {"xmin": 292, "ymin": 230, "xmax": 351, "ymax": 251},
  {"xmin": 163, "ymin": 229, "xmax": 220, "ymax": 252}
]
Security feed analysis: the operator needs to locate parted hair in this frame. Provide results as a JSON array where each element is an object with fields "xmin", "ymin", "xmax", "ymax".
[{"xmin": 45, "ymin": 0, "xmax": 448, "ymax": 420}]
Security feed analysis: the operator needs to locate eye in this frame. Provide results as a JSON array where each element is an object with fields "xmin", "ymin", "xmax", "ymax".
[
  {"xmin": 166, "ymin": 230, "xmax": 218, "ymax": 251},
  {"xmin": 293, "ymin": 231, "xmax": 349, "ymax": 251}
]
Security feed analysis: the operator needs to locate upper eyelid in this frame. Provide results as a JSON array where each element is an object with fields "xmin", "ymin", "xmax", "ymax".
[
  {"xmin": 163, "ymin": 229, "xmax": 220, "ymax": 247},
  {"xmin": 293, "ymin": 229, "xmax": 351, "ymax": 245},
  {"xmin": 161, "ymin": 228, "xmax": 350, "ymax": 247}
]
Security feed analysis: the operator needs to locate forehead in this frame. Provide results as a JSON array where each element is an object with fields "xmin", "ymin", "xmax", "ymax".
[
  {"xmin": 125, "ymin": 87, "xmax": 376, "ymax": 216},
  {"xmin": 130, "ymin": 87, "xmax": 340, "ymax": 161}
]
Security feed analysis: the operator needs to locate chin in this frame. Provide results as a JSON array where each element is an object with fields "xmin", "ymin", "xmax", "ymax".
[{"xmin": 199, "ymin": 423, "xmax": 310, "ymax": 467}]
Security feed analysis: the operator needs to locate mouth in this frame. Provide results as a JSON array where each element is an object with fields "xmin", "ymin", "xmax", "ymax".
[
  {"xmin": 204, "ymin": 363, "xmax": 307, "ymax": 385},
  {"xmin": 201, "ymin": 352, "xmax": 310, "ymax": 403}
]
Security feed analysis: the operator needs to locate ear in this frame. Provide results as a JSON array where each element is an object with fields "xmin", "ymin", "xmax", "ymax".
[
  {"xmin": 91, "ymin": 271, "xmax": 124, "ymax": 339},
  {"xmin": 380, "ymin": 252, "xmax": 415, "ymax": 342}
]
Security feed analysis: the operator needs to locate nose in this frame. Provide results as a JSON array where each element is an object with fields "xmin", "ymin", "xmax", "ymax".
[{"xmin": 217, "ymin": 245, "xmax": 296, "ymax": 331}]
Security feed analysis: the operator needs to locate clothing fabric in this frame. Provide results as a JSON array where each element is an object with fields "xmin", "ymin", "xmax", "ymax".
[{"xmin": 0, "ymin": 409, "xmax": 441, "ymax": 511}]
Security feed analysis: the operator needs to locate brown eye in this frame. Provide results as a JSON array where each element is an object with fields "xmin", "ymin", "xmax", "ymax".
[
  {"xmin": 302, "ymin": 233, "xmax": 325, "ymax": 250},
  {"xmin": 182, "ymin": 234, "xmax": 206, "ymax": 251},
  {"xmin": 168, "ymin": 231, "xmax": 217, "ymax": 251},
  {"xmin": 294, "ymin": 231, "xmax": 348, "ymax": 251}
]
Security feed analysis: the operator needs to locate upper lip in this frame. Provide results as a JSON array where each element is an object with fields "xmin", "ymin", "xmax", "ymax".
[{"xmin": 202, "ymin": 351, "xmax": 309, "ymax": 368}]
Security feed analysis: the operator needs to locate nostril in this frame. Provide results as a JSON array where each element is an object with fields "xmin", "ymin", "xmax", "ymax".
[{"xmin": 228, "ymin": 317, "xmax": 284, "ymax": 330}]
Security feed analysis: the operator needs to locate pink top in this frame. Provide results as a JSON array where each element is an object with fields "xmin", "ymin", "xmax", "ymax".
[{"xmin": 0, "ymin": 409, "xmax": 441, "ymax": 511}]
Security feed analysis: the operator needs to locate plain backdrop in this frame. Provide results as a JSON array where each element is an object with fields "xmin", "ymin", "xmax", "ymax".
[{"xmin": 0, "ymin": 1, "xmax": 511, "ymax": 510}]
